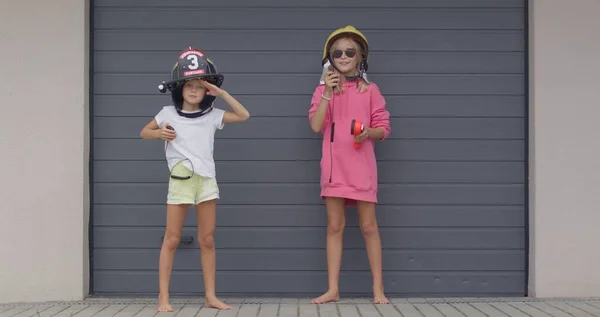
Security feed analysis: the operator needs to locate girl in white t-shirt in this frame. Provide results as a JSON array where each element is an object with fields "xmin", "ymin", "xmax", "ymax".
[{"xmin": 140, "ymin": 48, "xmax": 250, "ymax": 312}]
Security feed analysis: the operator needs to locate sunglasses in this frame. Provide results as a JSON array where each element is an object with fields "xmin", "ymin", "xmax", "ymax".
[{"xmin": 332, "ymin": 49, "xmax": 357, "ymax": 59}]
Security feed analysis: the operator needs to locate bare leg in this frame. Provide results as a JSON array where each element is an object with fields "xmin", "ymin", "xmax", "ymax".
[
  {"xmin": 357, "ymin": 201, "xmax": 389, "ymax": 304},
  {"xmin": 195, "ymin": 199, "xmax": 231, "ymax": 310},
  {"xmin": 158, "ymin": 204, "xmax": 190, "ymax": 312},
  {"xmin": 312, "ymin": 197, "xmax": 345, "ymax": 304}
]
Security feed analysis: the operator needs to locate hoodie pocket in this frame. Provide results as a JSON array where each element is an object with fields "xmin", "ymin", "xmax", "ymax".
[{"xmin": 332, "ymin": 147, "xmax": 373, "ymax": 192}]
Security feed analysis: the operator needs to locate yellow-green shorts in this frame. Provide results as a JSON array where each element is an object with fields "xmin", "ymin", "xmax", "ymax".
[{"xmin": 167, "ymin": 163, "xmax": 220, "ymax": 205}]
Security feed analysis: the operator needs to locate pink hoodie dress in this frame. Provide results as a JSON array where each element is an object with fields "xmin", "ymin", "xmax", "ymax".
[{"xmin": 309, "ymin": 81, "xmax": 391, "ymax": 206}]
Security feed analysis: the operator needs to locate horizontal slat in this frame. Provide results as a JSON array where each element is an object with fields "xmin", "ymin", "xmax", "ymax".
[
  {"xmin": 93, "ymin": 183, "xmax": 524, "ymax": 205},
  {"xmin": 93, "ymin": 139, "xmax": 525, "ymax": 161},
  {"xmin": 94, "ymin": 95, "xmax": 526, "ymax": 118},
  {"xmin": 94, "ymin": 51, "xmax": 525, "ymax": 74},
  {"xmin": 93, "ymin": 205, "xmax": 525, "ymax": 227},
  {"xmin": 93, "ymin": 117, "xmax": 524, "ymax": 140},
  {"xmin": 94, "ymin": 0, "xmax": 525, "ymax": 9},
  {"xmin": 94, "ymin": 73, "xmax": 524, "ymax": 96},
  {"xmin": 93, "ymin": 249, "xmax": 525, "ymax": 271},
  {"xmin": 94, "ymin": 8, "xmax": 523, "ymax": 30},
  {"xmin": 94, "ymin": 30, "xmax": 525, "ymax": 52},
  {"xmin": 93, "ymin": 227, "xmax": 525, "ymax": 249},
  {"xmin": 94, "ymin": 161, "xmax": 525, "ymax": 184},
  {"xmin": 93, "ymin": 271, "xmax": 524, "ymax": 296}
]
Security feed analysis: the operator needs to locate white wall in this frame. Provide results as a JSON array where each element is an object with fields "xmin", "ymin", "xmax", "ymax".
[
  {"xmin": 529, "ymin": 0, "xmax": 600, "ymax": 297},
  {"xmin": 0, "ymin": 0, "xmax": 89, "ymax": 303}
]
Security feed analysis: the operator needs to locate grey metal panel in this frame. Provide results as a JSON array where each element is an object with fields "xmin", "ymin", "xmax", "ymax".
[
  {"xmin": 93, "ymin": 139, "xmax": 525, "ymax": 161},
  {"xmin": 94, "ymin": 95, "xmax": 526, "ymax": 117},
  {"xmin": 94, "ymin": 30, "xmax": 524, "ymax": 51},
  {"xmin": 94, "ymin": 161, "xmax": 525, "ymax": 184},
  {"xmin": 94, "ymin": 249, "xmax": 525, "ymax": 271},
  {"xmin": 93, "ymin": 271, "xmax": 525, "ymax": 296},
  {"xmin": 94, "ymin": 117, "xmax": 525, "ymax": 139},
  {"xmin": 94, "ymin": 183, "xmax": 524, "ymax": 205},
  {"xmin": 94, "ymin": 8, "xmax": 524, "ymax": 30},
  {"xmin": 91, "ymin": 0, "xmax": 527, "ymax": 297},
  {"xmin": 94, "ymin": 227, "xmax": 525, "ymax": 249},
  {"xmin": 94, "ymin": 51, "xmax": 525, "ymax": 74},
  {"xmin": 94, "ymin": 74, "xmax": 524, "ymax": 95},
  {"xmin": 93, "ymin": 205, "xmax": 525, "ymax": 227},
  {"xmin": 94, "ymin": 0, "xmax": 525, "ymax": 9}
]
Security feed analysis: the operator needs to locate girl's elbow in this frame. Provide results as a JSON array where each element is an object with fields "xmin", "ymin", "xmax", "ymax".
[
  {"xmin": 381, "ymin": 122, "xmax": 391, "ymax": 134},
  {"xmin": 384, "ymin": 128, "xmax": 391, "ymax": 139},
  {"xmin": 309, "ymin": 114, "xmax": 327, "ymax": 133},
  {"xmin": 381, "ymin": 125, "xmax": 391, "ymax": 139},
  {"xmin": 310, "ymin": 122, "xmax": 323, "ymax": 133},
  {"xmin": 240, "ymin": 107, "xmax": 251, "ymax": 121}
]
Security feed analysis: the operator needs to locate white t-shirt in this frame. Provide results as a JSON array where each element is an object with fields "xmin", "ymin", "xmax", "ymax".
[{"xmin": 154, "ymin": 105, "xmax": 225, "ymax": 178}]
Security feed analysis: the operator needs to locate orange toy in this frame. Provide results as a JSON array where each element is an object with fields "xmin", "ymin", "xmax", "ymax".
[{"xmin": 350, "ymin": 119, "xmax": 365, "ymax": 149}]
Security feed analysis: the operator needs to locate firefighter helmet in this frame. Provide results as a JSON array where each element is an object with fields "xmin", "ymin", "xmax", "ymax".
[{"xmin": 157, "ymin": 47, "xmax": 225, "ymax": 117}]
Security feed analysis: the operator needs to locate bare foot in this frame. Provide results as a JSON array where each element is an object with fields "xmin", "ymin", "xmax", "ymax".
[
  {"xmin": 205, "ymin": 296, "xmax": 231, "ymax": 310},
  {"xmin": 311, "ymin": 290, "xmax": 340, "ymax": 304},
  {"xmin": 157, "ymin": 293, "xmax": 173, "ymax": 312},
  {"xmin": 373, "ymin": 292, "xmax": 389, "ymax": 304}
]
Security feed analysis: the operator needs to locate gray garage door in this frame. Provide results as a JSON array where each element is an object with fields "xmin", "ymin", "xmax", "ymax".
[{"xmin": 91, "ymin": 0, "xmax": 527, "ymax": 297}]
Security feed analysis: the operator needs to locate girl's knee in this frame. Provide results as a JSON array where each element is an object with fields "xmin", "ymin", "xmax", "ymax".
[
  {"xmin": 360, "ymin": 220, "xmax": 379, "ymax": 236},
  {"xmin": 198, "ymin": 232, "xmax": 215, "ymax": 250},
  {"xmin": 327, "ymin": 219, "xmax": 345, "ymax": 235},
  {"xmin": 163, "ymin": 231, "xmax": 181, "ymax": 250},
  {"xmin": 357, "ymin": 201, "xmax": 378, "ymax": 236},
  {"xmin": 325, "ymin": 198, "xmax": 346, "ymax": 235}
]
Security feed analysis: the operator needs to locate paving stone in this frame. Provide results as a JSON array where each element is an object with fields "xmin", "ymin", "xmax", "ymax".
[
  {"xmin": 432, "ymin": 303, "xmax": 467, "ymax": 317},
  {"xmin": 470, "ymin": 303, "xmax": 509, "ymax": 317},
  {"xmin": 545, "ymin": 301, "xmax": 595, "ymax": 317},
  {"xmin": 563, "ymin": 302, "xmax": 600, "ymax": 316},
  {"xmin": 278, "ymin": 304, "xmax": 298, "ymax": 317},
  {"xmin": 394, "ymin": 303, "xmax": 425, "ymax": 317},
  {"xmin": 356, "ymin": 304, "xmax": 381, "ymax": 317},
  {"xmin": 298, "ymin": 303, "xmax": 319, "ymax": 317},
  {"xmin": 489, "ymin": 303, "xmax": 531, "ymax": 317},
  {"xmin": 318, "ymin": 303, "xmax": 341, "ymax": 317}
]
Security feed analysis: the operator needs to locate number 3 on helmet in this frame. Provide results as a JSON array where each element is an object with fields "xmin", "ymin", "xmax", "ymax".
[{"xmin": 158, "ymin": 47, "xmax": 224, "ymax": 93}]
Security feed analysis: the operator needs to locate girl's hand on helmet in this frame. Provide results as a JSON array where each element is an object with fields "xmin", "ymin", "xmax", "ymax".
[
  {"xmin": 158, "ymin": 123, "xmax": 176, "ymax": 141},
  {"xmin": 324, "ymin": 70, "xmax": 339, "ymax": 93},
  {"xmin": 200, "ymin": 80, "xmax": 225, "ymax": 97}
]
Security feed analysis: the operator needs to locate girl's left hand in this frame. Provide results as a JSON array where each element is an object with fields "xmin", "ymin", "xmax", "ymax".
[
  {"xmin": 200, "ymin": 80, "xmax": 225, "ymax": 97},
  {"xmin": 354, "ymin": 129, "xmax": 369, "ymax": 143}
]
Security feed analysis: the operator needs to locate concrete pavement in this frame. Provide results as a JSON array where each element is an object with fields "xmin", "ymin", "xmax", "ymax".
[{"xmin": 2, "ymin": 297, "xmax": 600, "ymax": 317}]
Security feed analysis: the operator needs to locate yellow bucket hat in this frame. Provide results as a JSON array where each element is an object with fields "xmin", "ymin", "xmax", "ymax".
[{"xmin": 321, "ymin": 25, "xmax": 369, "ymax": 66}]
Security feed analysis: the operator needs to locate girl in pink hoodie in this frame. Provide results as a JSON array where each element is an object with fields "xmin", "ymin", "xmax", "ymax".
[{"xmin": 308, "ymin": 26, "xmax": 391, "ymax": 304}]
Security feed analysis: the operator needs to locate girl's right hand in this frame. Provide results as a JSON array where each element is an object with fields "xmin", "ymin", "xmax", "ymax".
[
  {"xmin": 158, "ymin": 124, "xmax": 176, "ymax": 141},
  {"xmin": 324, "ymin": 70, "xmax": 339, "ymax": 92}
]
